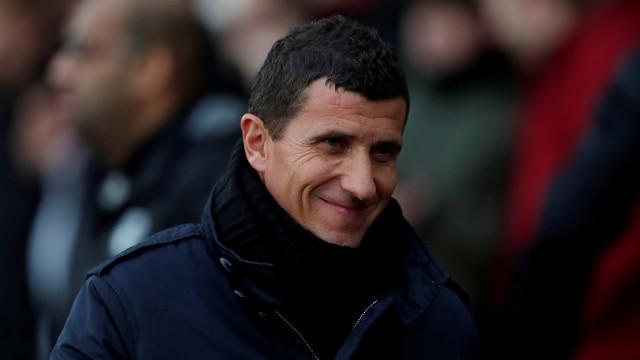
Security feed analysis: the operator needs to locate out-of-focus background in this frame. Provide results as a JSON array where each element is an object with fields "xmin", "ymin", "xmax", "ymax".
[{"xmin": 1, "ymin": 0, "xmax": 639, "ymax": 358}]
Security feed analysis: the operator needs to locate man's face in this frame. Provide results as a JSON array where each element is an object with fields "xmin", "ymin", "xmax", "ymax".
[
  {"xmin": 47, "ymin": 0, "xmax": 133, "ymax": 145},
  {"xmin": 251, "ymin": 79, "xmax": 406, "ymax": 247}
]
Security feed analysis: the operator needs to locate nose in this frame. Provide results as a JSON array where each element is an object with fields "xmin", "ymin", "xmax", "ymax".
[{"xmin": 341, "ymin": 152, "xmax": 377, "ymax": 203}]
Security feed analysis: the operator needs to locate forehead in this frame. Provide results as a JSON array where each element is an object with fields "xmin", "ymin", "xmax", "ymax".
[{"xmin": 287, "ymin": 79, "xmax": 407, "ymax": 139}]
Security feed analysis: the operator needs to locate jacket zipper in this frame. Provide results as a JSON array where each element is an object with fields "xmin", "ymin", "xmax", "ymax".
[
  {"xmin": 352, "ymin": 300, "xmax": 378, "ymax": 331},
  {"xmin": 276, "ymin": 310, "xmax": 320, "ymax": 360},
  {"xmin": 275, "ymin": 300, "xmax": 379, "ymax": 360}
]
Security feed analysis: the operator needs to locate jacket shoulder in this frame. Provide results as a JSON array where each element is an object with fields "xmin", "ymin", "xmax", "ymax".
[
  {"xmin": 444, "ymin": 277, "xmax": 471, "ymax": 305},
  {"xmin": 87, "ymin": 223, "xmax": 205, "ymax": 278}
]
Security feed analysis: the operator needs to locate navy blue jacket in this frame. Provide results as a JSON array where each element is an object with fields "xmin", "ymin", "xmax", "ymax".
[
  {"xmin": 51, "ymin": 224, "xmax": 481, "ymax": 358},
  {"xmin": 51, "ymin": 142, "xmax": 482, "ymax": 359}
]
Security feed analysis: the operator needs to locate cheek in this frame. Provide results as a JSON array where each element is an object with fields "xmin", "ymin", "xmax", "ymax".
[
  {"xmin": 283, "ymin": 158, "xmax": 334, "ymax": 205},
  {"xmin": 264, "ymin": 155, "xmax": 298, "ymax": 198},
  {"xmin": 375, "ymin": 167, "xmax": 397, "ymax": 196},
  {"xmin": 76, "ymin": 74, "xmax": 104, "ymax": 105}
]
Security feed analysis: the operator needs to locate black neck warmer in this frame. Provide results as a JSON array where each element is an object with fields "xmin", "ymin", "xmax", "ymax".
[{"xmin": 210, "ymin": 140, "xmax": 407, "ymax": 358}]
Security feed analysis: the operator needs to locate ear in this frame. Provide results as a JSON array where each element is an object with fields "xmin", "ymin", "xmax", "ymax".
[{"xmin": 241, "ymin": 113, "xmax": 269, "ymax": 172}]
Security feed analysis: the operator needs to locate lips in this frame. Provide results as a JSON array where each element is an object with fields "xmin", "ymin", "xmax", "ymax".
[{"xmin": 321, "ymin": 197, "xmax": 374, "ymax": 217}]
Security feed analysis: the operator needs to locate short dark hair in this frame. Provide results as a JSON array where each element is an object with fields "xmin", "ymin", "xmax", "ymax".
[{"xmin": 248, "ymin": 14, "xmax": 410, "ymax": 139}]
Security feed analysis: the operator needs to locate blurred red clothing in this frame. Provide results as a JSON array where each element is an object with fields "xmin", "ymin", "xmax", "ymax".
[
  {"xmin": 572, "ymin": 199, "xmax": 640, "ymax": 360},
  {"xmin": 491, "ymin": 0, "xmax": 640, "ymax": 313}
]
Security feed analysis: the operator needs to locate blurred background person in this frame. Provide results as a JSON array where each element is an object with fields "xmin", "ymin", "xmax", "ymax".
[
  {"xmin": 483, "ymin": 0, "xmax": 640, "ymax": 307},
  {"xmin": 493, "ymin": 47, "xmax": 640, "ymax": 359},
  {"xmin": 477, "ymin": 0, "xmax": 640, "ymax": 356},
  {"xmin": 25, "ymin": 0, "xmax": 247, "ymax": 357},
  {"xmin": 194, "ymin": 0, "xmax": 306, "ymax": 89},
  {"xmin": 392, "ymin": 0, "xmax": 517, "ymax": 341},
  {"xmin": 0, "ymin": 0, "xmax": 77, "ymax": 358}
]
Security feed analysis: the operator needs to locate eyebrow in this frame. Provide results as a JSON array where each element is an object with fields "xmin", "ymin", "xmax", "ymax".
[
  {"xmin": 309, "ymin": 130, "xmax": 353, "ymax": 142},
  {"xmin": 377, "ymin": 140, "xmax": 403, "ymax": 153}
]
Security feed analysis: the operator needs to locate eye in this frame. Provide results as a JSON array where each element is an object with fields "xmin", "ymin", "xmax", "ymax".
[
  {"xmin": 371, "ymin": 145, "xmax": 399, "ymax": 162},
  {"xmin": 320, "ymin": 137, "xmax": 347, "ymax": 155},
  {"xmin": 325, "ymin": 137, "xmax": 342, "ymax": 147}
]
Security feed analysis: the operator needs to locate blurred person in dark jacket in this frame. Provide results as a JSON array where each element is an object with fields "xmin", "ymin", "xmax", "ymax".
[
  {"xmin": 477, "ymin": 0, "xmax": 640, "ymax": 356},
  {"xmin": 393, "ymin": 0, "xmax": 516, "ymax": 337},
  {"xmin": 0, "ymin": 0, "xmax": 77, "ymax": 358},
  {"xmin": 480, "ymin": 0, "xmax": 640, "ymax": 314},
  {"xmin": 26, "ymin": 0, "xmax": 246, "ymax": 356},
  {"xmin": 50, "ymin": 15, "xmax": 482, "ymax": 359},
  {"xmin": 493, "ymin": 48, "xmax": 640, "ymax": 360}
]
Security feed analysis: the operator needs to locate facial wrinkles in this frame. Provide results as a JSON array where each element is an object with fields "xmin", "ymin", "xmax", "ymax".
[
  {"xmin": 336, "ymin": 87, "xmax": 406, "ymax": 127},
  {"xmin": 306, "ymin": 133, "xmax": 377, "ymax": 211},
  {"xmin": 284, "ymin": 125, "xmax": 334, "ymax": 218},
  {"xmin": 299, "ymin": 104, "xmax": 400, "ymax": 201},
  {"xmin": 307, "ymin": 94, "xmax": 403, "ymax": 146}
]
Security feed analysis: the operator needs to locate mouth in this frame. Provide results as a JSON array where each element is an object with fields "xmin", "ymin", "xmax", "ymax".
[{"xmin": 321, "ymin": 198, "xmax": 374, "ymax": 217}]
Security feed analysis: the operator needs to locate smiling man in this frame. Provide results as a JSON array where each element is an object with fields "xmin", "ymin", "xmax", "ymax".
[
  {"xmin": 243, "ymin": 79, "xmax": 405, "ymax": 248},
  {"xmin": 50, "ymin": 14, "xmax": 482, "ymax": 360}
]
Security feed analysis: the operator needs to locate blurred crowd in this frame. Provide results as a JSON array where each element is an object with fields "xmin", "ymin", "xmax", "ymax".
[{"xmin": 1, "ymin": 0, "xmax": 639, "ymax": 359}]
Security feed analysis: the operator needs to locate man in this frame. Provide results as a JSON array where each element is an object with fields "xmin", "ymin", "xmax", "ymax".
[
  {"xmin": 28, "ymin": 0, "xmax": 245, "ymax": 356},
  {"xmin": 50, "ymin": 15, "xmax": 481, "ymax": 359}
]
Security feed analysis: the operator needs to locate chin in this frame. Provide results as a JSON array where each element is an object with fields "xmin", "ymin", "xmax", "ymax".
[
  {"xmin": 309, "ymin": 221, "xmax": 365, "ymax": 247},
  {"xmin": 323, "ymin": 233, "xmax": 363, "ymax": 248}
]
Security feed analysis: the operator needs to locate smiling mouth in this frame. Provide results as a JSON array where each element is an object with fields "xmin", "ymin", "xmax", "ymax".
[{"xmin": 322, "ymin": 198, "xmax": 373, "ymax": 216}]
